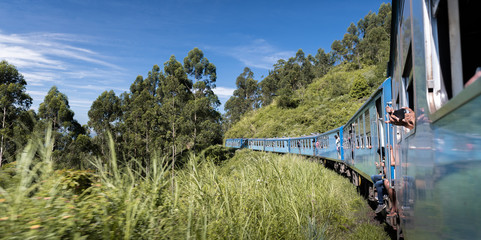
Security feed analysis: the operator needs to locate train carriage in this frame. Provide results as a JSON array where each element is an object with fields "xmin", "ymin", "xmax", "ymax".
[
  {"xmin": 387, "ymin": 0, "xmax": 481, "ymax": 238},
  {"xmin": 264, "ymin": 137, "xmax": 290, "ymax": 153},
  {"xmin": 226, "ymin": 0, "xmax": 481, "ymax": 238},
  {"xmin": 314, "ymin": 127, "xmax": 343, "ymax": 161}
]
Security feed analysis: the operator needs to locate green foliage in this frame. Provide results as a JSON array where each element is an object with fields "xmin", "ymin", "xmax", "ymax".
[
  {"xmin": 200, "ymin": 144, "xmax": 235, "ymax": 165},
  {"xmin": 184, "ymin": 48, "xmax": 222, "ymax": 153},
  {"xmin": 0, "ymin": 161, "xmax": 17, "ymax": 189},
  {"xmin": 350, "ymin": 74, "xmax": 371, "ymax": 99},
  {"xmin": 0, "ymin": 60, "xmax": 33, "ymax": 167},
  {"xmin": 225, "ymin": 67, "xmax": 259, "ymax": 124},
  {"xmin": 38, "ymin": 86, "xmax": 82, "ymax": 134},
  {"xmin": 276, "ymin": 88, "xmax": 299, "ymax": 109},
  {"xmin": 0, "ymin": 130, "xmax": 387, "ymax": 239},
  {"xmin": 225, "ymin": 65, "xmax": 381, "ymax": 139},
  {"xmin": 165, "ymin": 150, "xmax": 388, "ymax": 239},
  {"xmin": 248, "ymin": 3, "xmax": 391, "ymax": 112},
  {"xmin": 38, "ymin": 86, "xmax": 87, "ymax": 168},
  {"xmin": 225, "ymin": 3, "xmax": 391, "ymax": 139},
  {"xmin": 85, "ymin": 48, "xmax": 223, "ymax": 168}
]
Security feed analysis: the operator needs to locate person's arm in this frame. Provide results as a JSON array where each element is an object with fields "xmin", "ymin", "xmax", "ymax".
[
  {"xmin": 385, "ymin": 106, "xmax": 415, "ymax": 130},
  {"xmin": 390, "ymin": 145, "xmax": 396, "ymax": 166}
]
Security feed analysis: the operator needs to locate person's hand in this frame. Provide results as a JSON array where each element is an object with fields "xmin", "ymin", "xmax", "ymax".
[
  {"xmin": 385, "ymin": 106, "xmax": 415, "ymax": 130},
  {"xmin": 385, "ymin": 106, "xmax": 402, "ymax": 125},
  {"xmin": 402, "ymin": 107, "xmax": 415, "ymax": 130}
]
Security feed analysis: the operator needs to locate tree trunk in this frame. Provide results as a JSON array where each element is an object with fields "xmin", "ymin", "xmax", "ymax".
[
  {"xmin": 193, "ymin": 84, "xmax": 197, "ymax": 157},
  {"xmin": 171, "ymin": 96, "xmax": 176, "ymax": 191},
  {"xmin": 0, "ymin": 106, "xmax": 6, "ymax": 167}
]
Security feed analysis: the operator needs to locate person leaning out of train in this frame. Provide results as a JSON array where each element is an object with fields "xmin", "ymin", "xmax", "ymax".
[
  {"xmin": 334, "ymin": 134, "xmax": 341, "ymax": 158},
  {"xmin": 385, "ymin": 105, "xmax": 415, "ymax": 130},
  {"xmin": 371, "ymin": 147, "xmax": 387, "ymax": 213}
]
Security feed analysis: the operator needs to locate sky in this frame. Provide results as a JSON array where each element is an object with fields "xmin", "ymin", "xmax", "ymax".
[{"xmin": 0, "ymin": 0, "xmax": 388, "ymax": 125}]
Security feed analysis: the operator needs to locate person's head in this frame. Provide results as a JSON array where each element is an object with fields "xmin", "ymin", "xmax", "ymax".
[
  {"xmin": 377, "ymin": 147, "xmax": 386, "ymax": 158},
  {"xmin": 334, "ymin": 135, "xmax": 338, "ymax": 139}
]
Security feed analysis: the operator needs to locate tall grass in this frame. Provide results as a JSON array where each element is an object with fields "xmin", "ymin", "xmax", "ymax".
[
  {"xmin": 0, "ymin": 131, "xmax": 387, "ymax": 239},
  {"xmin": 168, "ymin": 149, "xmax": 387, "ymax": 239}
]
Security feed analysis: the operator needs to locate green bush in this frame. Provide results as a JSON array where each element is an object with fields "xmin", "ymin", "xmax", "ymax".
[{"xmin": 201, "ymin": 144, "xmax": 236, "ymax": 165}]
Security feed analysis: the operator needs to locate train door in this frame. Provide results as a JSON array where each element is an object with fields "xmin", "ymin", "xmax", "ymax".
[
  {"xmin": 382, "ymin": 78, "xmax": 394, "ymax": 187},
  {"xmin": 375, "ymin": 98, "xmax": 386, "ymax": 167}
]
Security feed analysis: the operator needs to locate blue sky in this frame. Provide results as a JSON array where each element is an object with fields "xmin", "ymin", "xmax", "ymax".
[{"xmin": 0, "ymin": 0, "xmax": 387, "ymax": 125}]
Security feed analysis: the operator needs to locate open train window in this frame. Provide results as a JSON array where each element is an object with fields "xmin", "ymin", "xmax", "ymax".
[
  {"xmin": 359, "ymin": 114, "xmax": 365, "ymax": 149},
  {"xmin": 427, "ymin": 0, "xmax": 481, "ymax": 116},
  {"xmin": 365, "ymin": 111, "xmax": 371, "ymax": 148}
]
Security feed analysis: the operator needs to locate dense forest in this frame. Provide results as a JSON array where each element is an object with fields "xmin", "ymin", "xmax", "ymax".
[{"xmin": 0, "ymin": 3, "xmax": 391, "ymax": 239}]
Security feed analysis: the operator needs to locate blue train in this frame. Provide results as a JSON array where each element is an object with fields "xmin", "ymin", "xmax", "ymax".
[{"xmin": 226, "ymin": 0, "xmax": 481, "ymax": 239}]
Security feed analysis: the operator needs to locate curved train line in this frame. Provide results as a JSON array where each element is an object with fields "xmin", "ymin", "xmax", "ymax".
[{"xmin": 226, "ymin": 0, "xmax": 481, "ymax": 239}]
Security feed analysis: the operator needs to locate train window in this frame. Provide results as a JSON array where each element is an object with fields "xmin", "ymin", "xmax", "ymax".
[
  {"xmin": 427, "ymin": 0, "xmax": 481, "ymax": 113},
  {"xmin": 365, "ymin": 111, "xmax": 371, "ymax": 148},
  {"xmin": 355, "ymin": 120, "xmax": 360, "ymax": 148},
  {"xmin": 359, "ymin": 114, "xmax": 365, "ymax": 148}
]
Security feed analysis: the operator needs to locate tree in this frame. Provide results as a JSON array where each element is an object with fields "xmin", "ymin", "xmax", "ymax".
[
  {"xmin": 38, "ymin": 86, "xmax": 85, "ymax": 167},
  {"xmin": 183, "ymin": 48, "xmax": 221, "ymax": 153},
  {"xmin": 88, "ymin": 90, "xmax": 121, "ymax": 155},
  {"xmin": 342, "ymin": 23, "xmax": 361, "ymax": 67},
  {"xmin": 357, "ymin": 3, "xmax": 391, "ymax": 65},
  {"xmin": 350, "ymin": 75, "xmax": 370, "ymax": 99},
  {"xmin": 88, "ymin": 90, "xmax": 121, "ymax": 134},
  {"xmin": 314, "ymin": 48, "xmax": 335, "ymax": 77},
  {"xmin": 118, "ymin": 65, "xmax": 164, "ymax": 163},
  {"xmin": 0, "ymin": 60, "xmax": 33, "ymax": 166},
  {"xmin": 162, "ymin": 56, "xmax": 192, "ymax": 177},
  {"xmin": 331, "ymin": 40, "xmax": 346, "ymax": 63},
  {"xmin": 259, "ymin": 59, "xmax": 285, "ymax": 106},
  {"xmin": 225, "ymin": 67, "xmax": 259, "ymax": 124}
]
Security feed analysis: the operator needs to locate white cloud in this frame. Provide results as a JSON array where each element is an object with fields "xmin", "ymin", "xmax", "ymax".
[
  {"xmin": 209, "ymin": 39, "xmax": 294, "ymax": 70},
  {"xmin": 213, "ymin": 86, "xmax": 235, "ymax": 98},
  {"xmin": 69, "ymin": 99, "xmax": 94, "ymax": 108},
  {"xmin": 0, "ymin": 30, "xmax": 128, "ymax": 125},
  {"xmin": 0, "ymin": 32, "xmax": 120, "ymax": 70},
  {"xmin": 26, "ymin": 90, "xmax": 48, "ymax": 98}
]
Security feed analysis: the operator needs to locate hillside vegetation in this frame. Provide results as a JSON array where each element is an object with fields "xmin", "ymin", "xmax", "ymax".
[
  {"xmin": 224, "ymin": 3, "xmax": 391, "ymax": 139},
  {"xmin": 225, "ymin": 65, "xmax": 384, "ymax": 138},
  {"xmin": 0, "ymin": 134, "xmax": 387, "ymax": 239}
]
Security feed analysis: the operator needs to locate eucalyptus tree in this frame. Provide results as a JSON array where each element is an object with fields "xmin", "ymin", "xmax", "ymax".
[
  {"xmin": 357, "ymin": 3, "xmax": 391, "ymax": 66},
  {"xmin": 0, "ymin": 60, "xmax": 33, "ymax": 166},
  {"xmin": 88, "ymin": 90, "xmax": 121, "ymax": 155},
  {"xmin": 38, "ymin": 86, "xmax": 85, "ymax": 167},
  {"xmin": 314, "ymin": 48, "xmax": 335, "ymax": 77},
  {"xmin": 225, "ymin": 67, "xmax": 259, "ymax": 124},
  {"xmin": 259, "ymin": 59, "xmax": 285, "ymax": 106},
  {"xmin": 162, "ymin": 56, "xmax": 192, "ymax": 171},
  {"xmin": 183, "ymin": 48, "xmax": 221, "ymax": 153},
  {"xmin": 119, "ymin": 65, "xmax": 164, "ymax": 162},
  {"xmin": 342, "ymin": 23, "xmax": 361, "ymax": 68}
]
